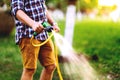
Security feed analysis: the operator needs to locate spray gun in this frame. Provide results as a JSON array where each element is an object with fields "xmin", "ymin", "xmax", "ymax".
[{"xmin": 33, "ymin": 21, "xmax": 53, "ymax": 36}]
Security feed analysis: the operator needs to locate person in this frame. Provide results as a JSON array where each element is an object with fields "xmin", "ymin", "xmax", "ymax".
[{"xmin": 11, "ymin": 0, "xmax": 60, "ymax": 80}]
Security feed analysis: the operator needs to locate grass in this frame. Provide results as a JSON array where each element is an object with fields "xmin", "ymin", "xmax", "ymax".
[
  {"xmin": 0, "ymin": 19, "xmax": 120, "ymax": 80},
  {"xmin": 73, "ymin": 19, "xmax": 120, "ymax": 79},
  {"xmin": 0, "ymin": 35, "xmax": 22, "ymax": 80}
]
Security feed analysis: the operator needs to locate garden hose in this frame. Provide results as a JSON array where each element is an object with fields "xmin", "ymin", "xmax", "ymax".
[
  {"xmin": 30, "ymin": 32, "xmax": 54, "ymax": 47},
  {"xmin": 30, "ymin": 21, "xmax": 63, "ymax": 80},
  {"xmin": 30, "ymin": 21, "xmax": 54, "ymax": 47},
  {"xmin": 54, "ymin": 42, "xmax": 63, "ymax": 80}
]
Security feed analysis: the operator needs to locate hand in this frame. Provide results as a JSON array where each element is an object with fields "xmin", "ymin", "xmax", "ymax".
[
  {"xmin": 53, "ymin": 24, "xmax": 60, "ymax": 32},
  {"xmin": 32, "ymin": 22, "xmax": 44, "ymax": 33}
]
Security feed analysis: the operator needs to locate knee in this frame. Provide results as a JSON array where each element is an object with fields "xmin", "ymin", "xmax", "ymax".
[
  {"xmin": 45, "ymin": 64, "xmax": 56, "ymax": 74},
  {"xmin": 23, "ymin": 68, "xmax": 36, "ymax": 76}
]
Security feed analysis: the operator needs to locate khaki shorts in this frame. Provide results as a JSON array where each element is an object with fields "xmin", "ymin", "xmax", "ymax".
[{"xmin": 19, "ymin": 38, "xmax": 56, "ymax": 69}]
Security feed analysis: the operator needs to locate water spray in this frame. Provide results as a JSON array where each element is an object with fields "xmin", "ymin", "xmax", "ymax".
[
  {"xmin": 53, "ymin": 32, "xmax": 99, "ymax": 80},
  {"xmin": 30, "ymin": 21, "xmax": 63, "ymax": 80}
]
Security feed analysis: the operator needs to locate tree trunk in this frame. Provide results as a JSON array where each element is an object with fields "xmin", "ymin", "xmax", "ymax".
[{"xmin": 67, "ymin": 0, "xmax": 77, "ymax": 5}]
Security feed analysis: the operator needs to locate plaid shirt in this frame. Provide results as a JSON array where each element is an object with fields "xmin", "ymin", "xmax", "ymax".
[{"xmin": 11, "ymin": 0, "xmax": 48, "ymax": 44}]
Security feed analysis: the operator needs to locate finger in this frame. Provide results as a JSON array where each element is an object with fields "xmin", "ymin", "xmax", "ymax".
[
  {"xmin": 38, "ymin": 23, "xmax": 44, "ymax": 28},
  {"xmin": 56, "ymin": 27, "xmax": 60, "ymax": 32},
  {"xmin": 57, "ymin": 28, "xmax": 60, "ymax": 32},
  {"xmin": 55, "ymin": 29, "xmax": 59, "ymax": 32},
  {"xmin": 35, "ymin": 26, "xmax": 41, "ymax": 33},
  {"xmin": 53, "ymin": 26, "xmax": 60, "ymax": 32},
  {"xmin": 38, "ymin": 27, "xmax": 43, "ymax": 32},
  {"xmin": 35, "ymin": 29, "xmax": 39, "ymax": 33}
]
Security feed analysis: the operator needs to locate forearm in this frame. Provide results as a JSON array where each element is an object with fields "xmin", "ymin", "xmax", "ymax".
[
  {"xmin": 46, "ymin": 10, "xmax": 55, "ymax": 26},
  {"xmin": 46, "ymin": 10, "xmax": 60, "ymax": 32},
  {"xmin": 16, "ymin": 10, "xmax": 34, "ymax": 27}
]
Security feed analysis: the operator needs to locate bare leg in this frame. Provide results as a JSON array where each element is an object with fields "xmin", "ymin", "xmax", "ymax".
[
  {"xmin": 40, "ymin": 64, "xmax": 56, "ymax": 80},
  {"xmin": 21, "ymin": 68, "xmax": 36, "ymax": 80}
]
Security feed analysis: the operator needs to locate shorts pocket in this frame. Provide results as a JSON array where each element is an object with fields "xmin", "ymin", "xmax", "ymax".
[{"xmin": 18, "ymin": 39, "xmax": 25, "ymax": 52}]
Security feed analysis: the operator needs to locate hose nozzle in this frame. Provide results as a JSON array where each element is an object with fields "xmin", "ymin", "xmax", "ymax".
[
  {"xmin": 45, "ymin": 26, "xmax": 53, "ymax": 32},
  {"xmin": 42, "ymin": 21, "xmax": 53, "ymax": 32},
  {"xmin": 33, "ymin": 21, "xmax": 53, "ymax": 36}
]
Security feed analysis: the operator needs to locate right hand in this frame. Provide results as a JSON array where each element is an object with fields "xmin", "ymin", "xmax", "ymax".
[{"xmin": 32, "ymin": 22, "xmax": 44, "ymax": 33}]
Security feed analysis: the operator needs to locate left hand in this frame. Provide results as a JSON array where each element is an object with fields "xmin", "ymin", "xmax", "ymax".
[{"xmin": 53, "ymin": 24, "xmax": 60, "ymax": 32}]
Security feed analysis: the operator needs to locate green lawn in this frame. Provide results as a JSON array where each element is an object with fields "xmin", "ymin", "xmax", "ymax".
[
  {"xmin": 0, "ymin": 19, "xmax": 120, "ymax": 80},
  {"xmin": 73, "ymin": 19, "xmax": 120, "ymax": 79}
]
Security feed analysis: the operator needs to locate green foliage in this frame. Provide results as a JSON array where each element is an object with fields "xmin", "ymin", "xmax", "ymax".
[
  {"xmin": 46, "ymin": 0, "xmax": 67, "ymax": 12},
  {"xmin": 0, "ymin": 0, "xmax": 10, "ymax": 9},
  {"xmin": 3, "ymin": 0, "xmax": 10, "ymax": 6},
  {"xmin": 46, "ymin": 0, "xmax": 58, "ymax": 5},
  {"xmin": 78, "ymin": 0, "xmax": 98, "ymax": 11},
  {"xmin": 73, "ymin": 19, "xmax": 120, "ymax": 79},
  {"xmin": 0, "ymin": 35, "xmax": 22, "ymax": 80}
]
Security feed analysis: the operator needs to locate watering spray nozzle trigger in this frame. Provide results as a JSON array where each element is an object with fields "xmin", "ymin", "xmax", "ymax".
[
  {"xmin": 45, "ymin": 26, "xmax": 53, "ymax": 32},
  {"xmin": 42, "ymin": 21, "xmax": 53, "ymax": 32}
]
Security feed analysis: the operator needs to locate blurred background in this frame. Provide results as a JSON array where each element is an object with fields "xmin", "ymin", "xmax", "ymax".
[{"xmin": 0, "ymin": 0, "xmax": 120, "ymax": 80}]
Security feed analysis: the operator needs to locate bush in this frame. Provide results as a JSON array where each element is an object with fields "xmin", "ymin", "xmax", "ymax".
[{"xmin": 0, "ymin": 11, "xmax": 14, "ymax": 36}]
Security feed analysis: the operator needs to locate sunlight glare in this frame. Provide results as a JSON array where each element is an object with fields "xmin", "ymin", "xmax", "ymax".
[{"xmin": 98, "ymin": 0, "xmax": 119, "ymax": 6}]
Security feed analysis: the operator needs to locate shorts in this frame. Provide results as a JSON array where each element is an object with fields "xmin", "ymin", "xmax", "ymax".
[{"xmin": 19, "ymin": 38, "xmax": 56, "ymax": 69}]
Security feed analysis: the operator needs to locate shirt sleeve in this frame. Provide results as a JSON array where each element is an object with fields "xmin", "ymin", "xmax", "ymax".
[{"xmin": 11, "ymin": 0, "xmax": 24, "ymax": 18}]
